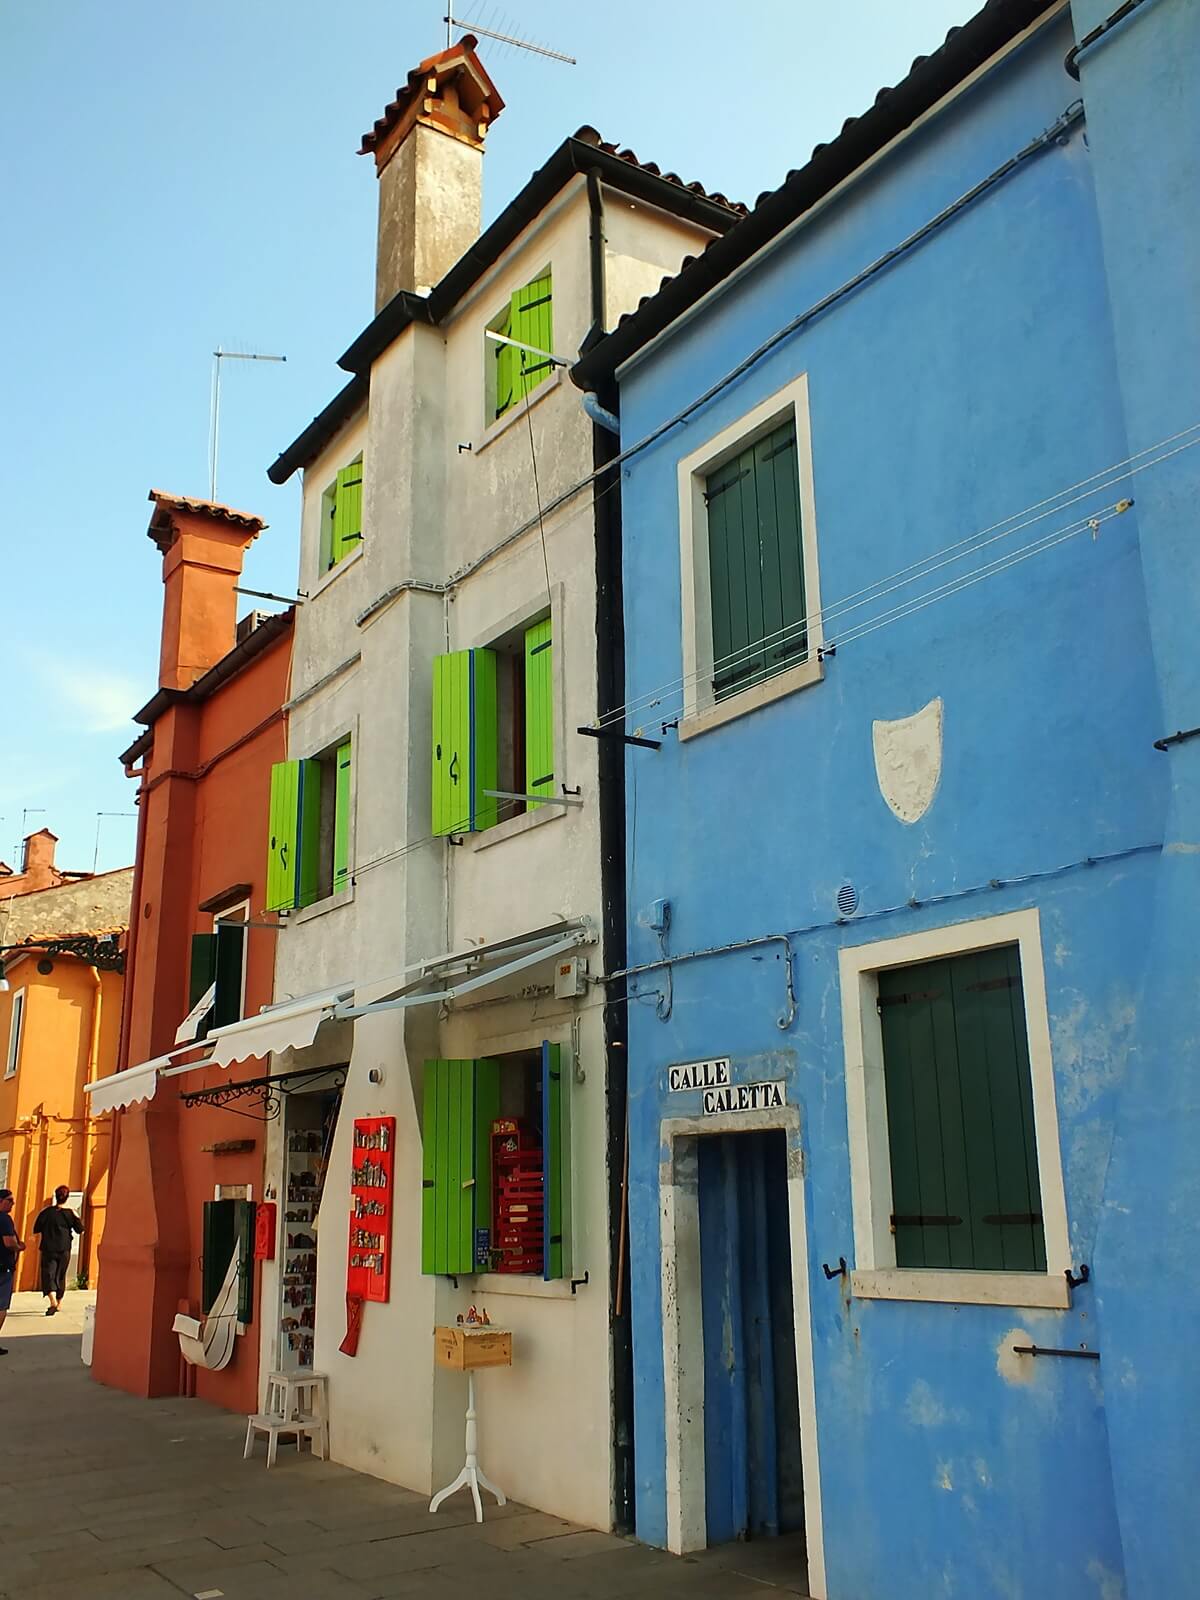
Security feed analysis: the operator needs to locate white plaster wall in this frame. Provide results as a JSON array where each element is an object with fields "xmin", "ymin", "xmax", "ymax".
[{"xmin": 263, "ymin": 167, "xmax": 719, "ymax": 1530}]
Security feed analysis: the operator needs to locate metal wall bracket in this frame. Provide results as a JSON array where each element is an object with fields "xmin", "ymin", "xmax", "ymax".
[
  {"xmin": 1065, "ymin": 1263, "xmax": 1090, "ymax": 1291},
  {"xmin": 1012, "ymin": 1344, "xmax": 1099, "ymax": 1361},
  {"xmin": 577, "ymin": 724, "xmax": 661, "ymax": 751},
  {"xmin": 570, "ymin": 1271, "xmax": 590, "ymax": 1295},
  {"xmin": 822, "ymin": 1257, "xmax": 847, "ymax": 1281}
]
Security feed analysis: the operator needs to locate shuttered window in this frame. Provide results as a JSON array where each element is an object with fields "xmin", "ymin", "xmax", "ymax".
[
  {"xmin": 201, "ymin": 1197, "xmax": 255, "ymax": 1323},
  {"xmin": 213, "ymin": 923, "xmax": 245, "ymax": 1028},
  {"xmin": 705, "ymin": 420, "xmax": 806, "ymax": 702},
  {"xmin": 422, "ymin": 1047, "xmax": 569, "ymax": 1280},
  {"xmin": 878, "ymin": 944, "xmax": 1046, "ymax": 1273},
  {"xmin": 432, "ymin": 650, "xmax": 499, "ymax": 835},
  {"xmin": 492, "ymin": 271, "xmax": 553, "ymax": 422},
  {"xmin": 266, "ymin": 745, "xmax": 352, "ymax": 909},
  {"xmin": 323, "ymin": 459, "xmax": 363, "ymax": 572}
]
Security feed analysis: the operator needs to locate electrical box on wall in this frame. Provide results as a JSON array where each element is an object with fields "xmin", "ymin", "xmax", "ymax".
[{"xmin": 554, "ymin": 955, "xmax": 588, "ymax": 998}]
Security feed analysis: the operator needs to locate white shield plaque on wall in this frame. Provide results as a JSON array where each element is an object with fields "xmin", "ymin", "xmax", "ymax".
[{"xmin": 872, "ymin": 698, "xmax": 943, "ymax": 824}]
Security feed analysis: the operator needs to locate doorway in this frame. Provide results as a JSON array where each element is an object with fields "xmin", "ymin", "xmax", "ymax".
[
  {"xmin": 278, "ymin": 1084, "xmax": 342, "ymax": 1371},
  {"xmin": 699, "ymin": 1129, "xmax": 804, "ymax": 1544}
]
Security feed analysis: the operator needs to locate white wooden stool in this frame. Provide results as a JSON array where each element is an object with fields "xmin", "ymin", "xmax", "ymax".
[
  {"xmin": 243, "ymin": 1410, "xmax": 327, "ymax": 1468},
  {"xmin": 264, "ymin": 1369, "xmax": 327, "ymax": 1425}
]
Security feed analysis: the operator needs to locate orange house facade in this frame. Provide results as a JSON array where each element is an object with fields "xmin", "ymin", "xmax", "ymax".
[
  {"xmin": 0, "ymin": 837, "xmax": 133, "ymax": 1291},
  {"xmin": 90, "ymin": 491, "xmax": 293, "ymax": 1416}
]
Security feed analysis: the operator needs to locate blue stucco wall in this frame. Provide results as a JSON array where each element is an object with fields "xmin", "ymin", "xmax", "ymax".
[{"xmin": 611, "ymin": 11, "xmax": 1190, "ymax": 1597}]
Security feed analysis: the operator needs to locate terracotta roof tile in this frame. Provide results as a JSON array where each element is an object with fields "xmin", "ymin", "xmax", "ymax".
[
  {"xmin": 147, "ymin": 490, "xmax": 265, "ymax": 531},
  {"xmin": 359, "ymin": 34, "xmax": 504, "ymax": 157},
  {"xmin": 572, "ymin": 127, "xmax": 747, "ymax": 217}
]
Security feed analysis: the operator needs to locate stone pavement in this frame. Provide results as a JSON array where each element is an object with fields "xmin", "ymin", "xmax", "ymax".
[{"xmin": 0, "ymin": 1292, "xmax": 810, "ymax": 1599}]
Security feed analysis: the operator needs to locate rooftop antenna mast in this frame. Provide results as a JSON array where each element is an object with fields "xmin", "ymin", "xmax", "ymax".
[
  {"xmin": 444, "ymin": 11, "xmax": 576, "ymax": 65},
  {"xmin": 208, "ymin": 348, "xmax": 287, "ymax": 502}
]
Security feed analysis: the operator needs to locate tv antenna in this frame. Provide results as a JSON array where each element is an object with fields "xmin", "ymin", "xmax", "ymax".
[
  {"xmin": 444, "ymin": 12, "xmax": 576, "ymax": 64},
  {"xmin": 208, "ymin": 347, "xmax": 287, "ymax": 502}
]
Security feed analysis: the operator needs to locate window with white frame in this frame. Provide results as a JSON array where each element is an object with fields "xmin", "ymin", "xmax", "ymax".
[
  {"xmin": 677, "ymin": 374, "xmax": 823, "ymax": 737},
  {"xmin": 5, "ymin": 989, "xmax": 25, "ymax": 1079},
  {"xmin": 839, "ymin": 908, "xmax": 1072, "ymax": 1309},
  {"xmin": 0, "ymin": 1151, "xmax": 9, "ymax": 1189}
]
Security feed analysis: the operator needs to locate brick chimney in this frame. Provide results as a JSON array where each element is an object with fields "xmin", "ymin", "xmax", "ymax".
[
  {"xmin": 146, "ymin": 492, "xmax": 266, "ymax": 691},
  {"xmin": 359, "ymin": 34, "xmax": 504, "ymax": 309},
  {"xmin": 19, "ymin": 829, "xmax": 60, "ymax": 892}
]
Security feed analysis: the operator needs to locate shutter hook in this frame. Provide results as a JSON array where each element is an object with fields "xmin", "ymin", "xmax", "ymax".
[
  {"xmin": 1065, "ymin": 1263, "xmax": 1090, "ymax": 1291},
  {"xmin": 822, "ymin": 1257, "xmax": 847, "ymax": 1281}
]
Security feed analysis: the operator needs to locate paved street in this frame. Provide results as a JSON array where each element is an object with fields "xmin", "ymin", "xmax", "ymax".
[{"xmin": 0, "ymin": 1293, "xmax": 810, "ymax": 1599}]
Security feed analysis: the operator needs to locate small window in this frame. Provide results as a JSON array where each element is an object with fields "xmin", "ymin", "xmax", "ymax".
[
  {"xmin": 4, "ymin": 989, "xmax": 24, "ymax": 1079},
  {"xmin": 0, "ymin": 1151, "xmax": 9, "ymax": 1189},
  {"xmin": 431, "ymin": 614, "xmax": 553, "ymax": 835},
  {"xmin": 488, "ymin": 270, "xmax": 553, "ymax": 423},
  {"xmin": 319, "ymin": 457, "xmax": 363, "ymax": 574},
  {"xmin": 183, "ymin": 903, "xmax": 249, "ymax": 1038},
  {"xmin": 705, "ymin": 420, "xmax": 806, "ymax": 702},
  {"xmin": 421, "ymin": 1043, "xmax": 568, "ymax": 1279},
  {"xmin": 266, "ymin": 737, "xmax": 354, "ymax": 911}
]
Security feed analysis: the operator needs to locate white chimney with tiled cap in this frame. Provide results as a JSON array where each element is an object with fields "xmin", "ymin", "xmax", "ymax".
[{"xmin": 359, "ymin": 34, "xmax": 505, "ymax": 310}]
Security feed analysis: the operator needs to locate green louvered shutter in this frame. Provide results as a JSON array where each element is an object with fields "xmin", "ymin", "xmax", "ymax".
[
  {"xmin": 432, "ymin": 650, "xmax": 499, "ymax": 835},
  {"xmin": 511, "ymin": 272, "xmax": 553, "ymax": 402},
  {"xmin": 189, "ymin": 934, "xmax": 217, "ymax": 1010},
  {"xmin": 879, "ymin": 945, "xmax": 1046, "ymax": 1274},
  {"xmin": 296, "ymin": 758, "xmax": 323, "ymax": 908},
  {"xmin": 201, "ymin": 1198, "xmax": 236, "ymax": 1313},
  {"xmin": 541, "ymin": 1041, "xmax": 569, "ymax": 1280},
  {"xmin": 333, "ymin": 739, "xmax": 353, "ymax": 893},
  {"xmin": 213, "ymin": 923, "xmax": 245, "ymax": 1028},
  {"xmin": 706, "ymin": 420, "xmax": 805, "ymax": 702},
  {"xmin": 266, "ymin": 761, "xmax": 302, "ymax": 911},
  {"xmin": 330, "ymin": 462, "xmax": 363, "ymax": 566},
  {"xmin": 493, "ymin": 316, "xmax": 516, "ymax": 421},
  {"xmin": 235, "ymin": 1199, "xmax": 256, "ymax": 1323},
  {"xmin": 524, "ymin": 617, "xmax": 554, "ymax": 808},
  {"xmin": 421, "ymin": 1058, "xmax": 501, "ymax": 1275}
]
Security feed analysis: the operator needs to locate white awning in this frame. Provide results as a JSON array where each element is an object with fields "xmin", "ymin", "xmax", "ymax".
[
  {"xmin": 175, "ymin": 983, "xmax": 215, "ymax": 1045},
  {"xmin": 204, "ymin": 984, "xmax": 353, "ymax": 1069},
  {"xmin": 85, "ymin": 1042, "xmax": 213, "ymax": 1114},
  {"xmin": 337, "ymin": 920, "xmax": 594, "ymax": 1021}
]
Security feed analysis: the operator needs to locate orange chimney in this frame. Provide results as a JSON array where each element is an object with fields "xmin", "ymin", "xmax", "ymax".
[
  {"xmin": 359, "ymin": 35, "xmax": 504, "ymax": 309},
  {"xmin": 146, "ymin": 492, "xmax": 266, "ymax": 691},
  {"xmin": 20, "ymin": 829, "xmax": 60, "ymax": 891}
]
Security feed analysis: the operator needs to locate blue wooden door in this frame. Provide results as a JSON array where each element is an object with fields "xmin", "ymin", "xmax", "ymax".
[{"xmin": 698, "ymin": 1130, "xmax": 804, "ymax": 1544}]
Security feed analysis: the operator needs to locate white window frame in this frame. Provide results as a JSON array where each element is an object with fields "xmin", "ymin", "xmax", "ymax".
[
  {"xmin": 5, "ymin": 989, "xmax": 24, "ymax": 1079},
  {"xmin": 838, "ymin": 906, "xmax": 1072, "ymax": 1309},
  {"xmin": 0, "ymin": 1151, "xmax": 9, "ymax": 1188},
  {"xmin": 677, "ymin": 373, "xmax": 824, "ymax": 741}
]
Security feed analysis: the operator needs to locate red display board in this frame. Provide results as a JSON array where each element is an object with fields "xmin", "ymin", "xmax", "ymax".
[
  {"xmin": 254, "ymin": 1201, "xmax": 277, "ymax": 1261},
  {"xmin": 491, "ymin": 1118, "xmax": 543, "ymax": 1275},
  {"xmin": 347, "ymin": 1116, "xmax": 395, "ymax": 1304}
]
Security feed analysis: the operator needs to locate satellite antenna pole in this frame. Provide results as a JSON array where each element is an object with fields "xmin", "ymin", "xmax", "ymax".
[
  {"xmin": 443, "ymin": 13, "xmax": 576, "ymax": 65},
  {"xmin": 208, "ymin": 348, "xmax": 287, "ymax": 502}
]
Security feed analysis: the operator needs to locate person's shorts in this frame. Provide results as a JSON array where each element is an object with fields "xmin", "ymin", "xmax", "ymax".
[
  {"xmin": 40, "ymin": 1253, "xmax": 69, "ymax": 1299},
  {"xmin": 0, "ymin": 1269, "xmax": 13, "ymax": 1312}
]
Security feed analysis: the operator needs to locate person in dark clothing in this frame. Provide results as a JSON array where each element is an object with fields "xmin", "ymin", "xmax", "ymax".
[
  {"xmin": 33, "ymin": 1186, "xmax": 82, "ymax": 1315},
  {"xmin": 0, "ymin": 1188, "xmax": 26, "ymax": 1354}
]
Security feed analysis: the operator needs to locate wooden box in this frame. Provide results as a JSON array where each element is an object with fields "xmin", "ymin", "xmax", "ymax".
[{"xmin": 434, "ymin": 1325, "xmax": 513, "ymax": 1371}]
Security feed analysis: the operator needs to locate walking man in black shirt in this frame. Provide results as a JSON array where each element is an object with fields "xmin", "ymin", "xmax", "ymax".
[
  {"xmin": 33, "ymin": 1186, "xmax": 82, "ymax": 1316},
  {"xmin": 0, "ymin": 1187, "xmax": 26, "ymax": 1353}
]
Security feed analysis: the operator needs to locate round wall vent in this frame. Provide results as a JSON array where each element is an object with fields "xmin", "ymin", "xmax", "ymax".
[
  {"xmin": 836, "ymin": 883, "xmax": 859, "ymax": 918},
  {"xmin": 37, "ymin": 958, "xmax": 55, "ymax": 975}
]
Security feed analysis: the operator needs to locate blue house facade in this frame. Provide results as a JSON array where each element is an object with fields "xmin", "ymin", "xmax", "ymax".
[{"xmin": 573, "ymin": 3, "xmax": 1200, "ymax": 1597}]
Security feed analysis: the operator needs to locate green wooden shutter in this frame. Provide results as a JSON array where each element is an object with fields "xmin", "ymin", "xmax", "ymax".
[
  {"xmin": 511, "ymin": 272, "xmax": 553, "ymax": 402},
  {"xmin": 706, "ymin": 420, "xmax": 804, "ymax": 702},
  {"xmin": 333, "ymin": 739, "xmax": 353, "ymax": 893},
  {"xmin": 541, "ymin": 1041, "xmax": 569, "ymax": 1280},
  {"xmin": 493, "ymin": 313, "xmax": 516, "ymax": 421},
  {"xmin": 330, "ymin": 462, "xmax": 363, "ymax": 566},
  {"xmin": 213, "ymin": 923, "xmax": 245, "ymax": 1028},
  {"xmin": 524, "ymin": 617, "xmax": 554, "ymax": 808},
  {"xmin": 878, "ymin": 946, "xmax": 1046, "ymax": 1273},
  {"xmin": 296, "ymin": 758, "xmax": 323, "ymax": 908},
  {"xmin": 189, "ymin": 934, "xmax": 217, "ymax": 1010},
  {"xmin": 266, "ymin": 761, "xmax": 302, "ymax": 911},
  {"xmin": 432, "ymin": 649, "xmax": 499, "ymax": 835},
  {"xmin": 421, "ymin": 1059, "xmax": 501, "ymax": 1275},
  {"xmin": 235, "ymin": 1199, "xmax": 256, "ymax": 1324}
]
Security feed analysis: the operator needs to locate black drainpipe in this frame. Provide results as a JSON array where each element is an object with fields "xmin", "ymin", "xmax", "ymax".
[{"xmin": 585, "ymin": 168, "xmax": 635, "ymax": 1536}]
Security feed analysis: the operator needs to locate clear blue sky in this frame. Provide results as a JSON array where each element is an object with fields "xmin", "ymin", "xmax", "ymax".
[{"xmin": 1, "ymin": 0, "xmax": 969, "ymax": 875}]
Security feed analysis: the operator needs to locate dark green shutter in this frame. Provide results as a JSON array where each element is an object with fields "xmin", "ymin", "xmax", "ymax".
[
  {"xmin": 524, "ymin": 617, "xmax": 553, "ymax": 807},
  {"xmin": 235, "ymin": 1199, "xmax": 255, "ymax": 1324},
  {"xmin": 541, "ymin": 1041, "xmax": 569, "ymax": 1280},
  {"xmin": 706, "ymin": 420, "xmax": 805, "ymax": 701},
  {"xmin": 266, "ymin": 761, "xmax": 302, "ymax": 911},
  {"xmin": 213, "ymin": 923, "xmax": 245, "ymax": 1028},
  {"xmin": 493, "ymin": 312, "xmax": 516, "ymax": 421},
  {"xmin": 432, "ymin": 650, "xmax": 498, "ymax": 835},
  {"xmin": 421, "ymin": 1059, "xmax": 501, "ymax": 1275},
  {"xmin": 879, "ymin": 945, "xmax": 1046, "ymax": 1273},
  {"xmin": 333, "ymin": 739, "xmax": 353, "ymax": 893},
  {"xmin": 202, "ymin": 1198, "xmax": 256, "ymax": 1320},
  {"xmin": 189, "ymin": 934, "xmax": 217, "ymax": 1010}
]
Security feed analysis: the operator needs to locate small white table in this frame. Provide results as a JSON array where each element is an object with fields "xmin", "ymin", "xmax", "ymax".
[{"xmin": 429, "ymin": 1326, "xmax": 512, "ymax": 1523}]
